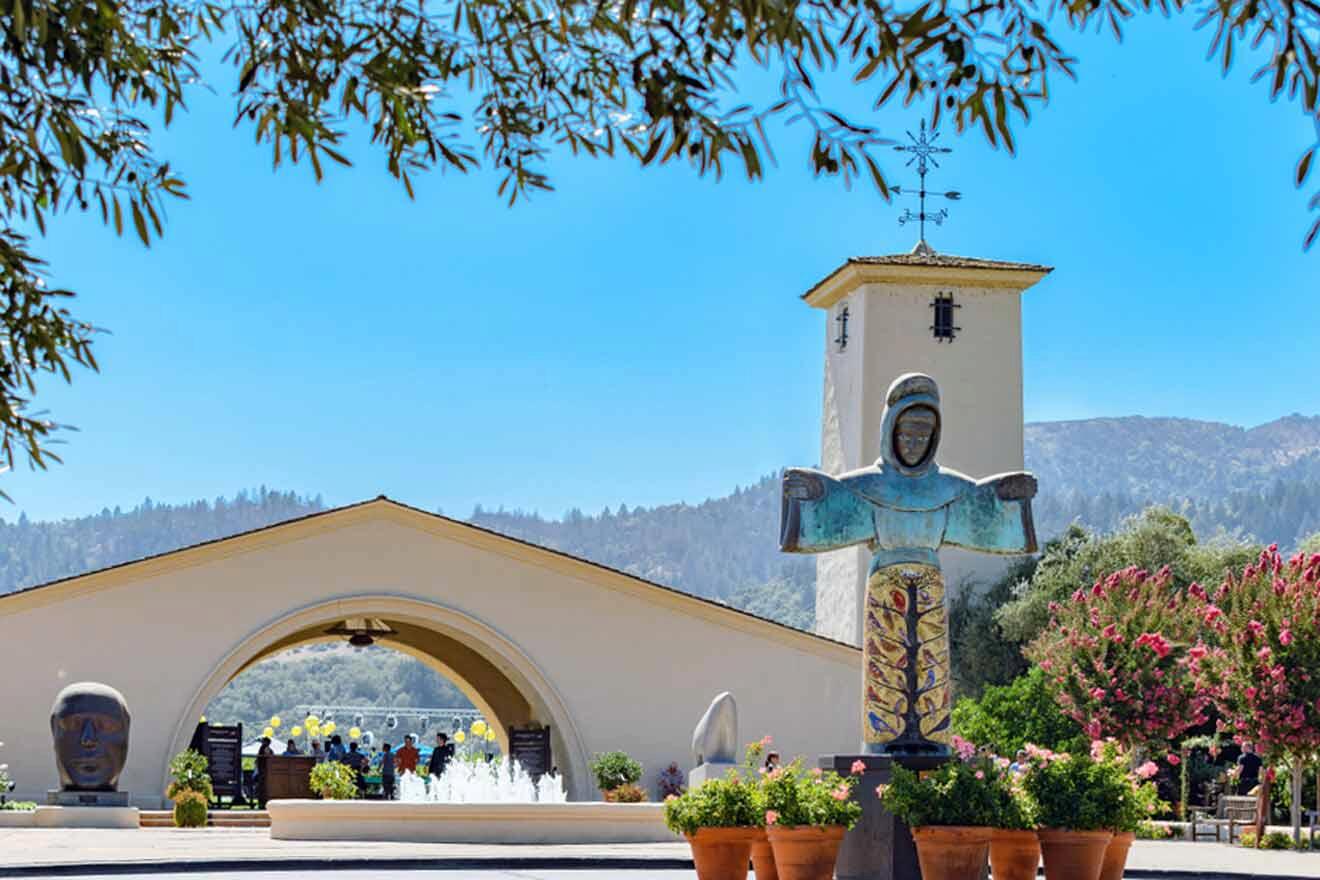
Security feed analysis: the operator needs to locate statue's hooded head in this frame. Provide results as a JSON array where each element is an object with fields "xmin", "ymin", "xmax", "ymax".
[
  {"xmin": 50, "ymin": 681, "xmax": 130, "ymax": 791},
  {"xmin": 879, "ymin": 373, "xmax": 941, "ymax": 476}
]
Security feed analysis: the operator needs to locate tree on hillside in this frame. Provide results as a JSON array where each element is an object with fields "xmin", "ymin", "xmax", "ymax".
[{"xmin": 1, "ymin": 0, "xmax": 1318, "ymax": 481}]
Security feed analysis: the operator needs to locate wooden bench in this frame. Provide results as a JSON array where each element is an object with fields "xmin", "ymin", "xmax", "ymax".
[{"xmin": 1190, "ymin": 795, "xmax": 1258, "ymax": 843}]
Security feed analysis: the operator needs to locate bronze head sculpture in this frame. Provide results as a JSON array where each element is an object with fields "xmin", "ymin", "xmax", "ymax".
[{"xmin": 50, "ymin": 682, "xmax": 130, "ymax": 791}]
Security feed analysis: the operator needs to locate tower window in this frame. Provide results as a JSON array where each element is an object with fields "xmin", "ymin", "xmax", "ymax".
[
  {"xmin": 930, "ymin": 293, "xmax": 960, "ymax": 342},
  {"xmin": 834, "ymin": 305, "xmax": 849, "ymax": 351}
]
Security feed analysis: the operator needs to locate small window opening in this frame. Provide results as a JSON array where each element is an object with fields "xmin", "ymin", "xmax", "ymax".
[
  {"xmin": 930, "ymin": 293, "xmax": 960, "ymax": 342},
  {"xmin": 834, "ymin": 305, "xmax": 850, "ymax": 351}
]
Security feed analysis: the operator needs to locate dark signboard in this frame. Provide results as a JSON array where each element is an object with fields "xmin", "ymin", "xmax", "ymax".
[
  {"xmin": 190, "ymin": 722, "xmax": 243, "ymax": 802},
  {"xmin": 509, "ymin": 725, "xmax": 552, "ymax": 778}
]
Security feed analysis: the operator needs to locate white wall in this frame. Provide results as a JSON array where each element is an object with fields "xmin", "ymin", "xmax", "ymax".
[{"xmin": 0, "ymin": 507, "xmax": 861, "ymax": 807}]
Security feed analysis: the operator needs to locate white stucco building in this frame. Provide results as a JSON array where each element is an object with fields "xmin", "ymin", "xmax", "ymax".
[{"xmin": 0, "ymin": 498, "xmax": 860, "ymax": 807}]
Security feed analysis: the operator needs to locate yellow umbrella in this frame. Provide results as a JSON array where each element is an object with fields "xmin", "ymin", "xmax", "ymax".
[
  {"xmin": 349, "ymin": 726, "xmax": 362, "ymax": 740},
  {"xmin": 308, "ymin": 724, "xmax": 321, "ymax": 738},
  {"xmin": 291, "ymin": 725, "xmax": 303, "ymax": 737},
  {"xmin": 485, "ymin": 728, "xmax": 497, "ymax": 742},
  {"xmin": 323, "ymin": 722, "xmax": 336, "ymax": 736},
  {"xmin": 199, "ymin": 715, "xmax": 207, "ymax": 724},
  {"xmin": 270, "ymin": 715, "xmax": 282, "ymax": 729},
  {"xmin": 454, "ymin": 730, "xmax": 466, "ymax": 744},
  {"xmin": 471, "ymin": 720, "xmax": 487, "ymax": 736},
  {"xmin": 305, "ymin": 715, "xmax": 320, "ymax": 728},
  {"xmin": 262, "ymin": 726, "xmax": 274, "ymax": 739}
]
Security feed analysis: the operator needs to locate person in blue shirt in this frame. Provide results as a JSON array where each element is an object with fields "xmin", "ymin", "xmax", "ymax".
[{"xmin": 326, "ymin": 735, "xmax": 346, "ymax": 763}]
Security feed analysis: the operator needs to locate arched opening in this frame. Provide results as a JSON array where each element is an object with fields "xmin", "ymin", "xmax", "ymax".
[
  {"xmin": 204, "ymin": 641, "xmax": 491, "ymax": 758},
  {"xmin": 166, "ymin": 596, "xmax": 590, "ymax": 800}
]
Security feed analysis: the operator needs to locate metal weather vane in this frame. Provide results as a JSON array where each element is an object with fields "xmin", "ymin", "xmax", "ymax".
[{"xmin": 892, "ymin": 121, "xmax": 962, "ymax": 250}]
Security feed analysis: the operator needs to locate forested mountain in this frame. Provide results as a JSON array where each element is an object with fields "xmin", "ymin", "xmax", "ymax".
[
  {"xmin": 0, "ymin": 489, "xmax": 325, "ymax": 594},
  {"xmin": 7, "ymin": 413, "xmax": 1320, "ymax": 731},
  {"xmin": 1026, "ymin": 415, "xmax": 1320, "ymax": 546},
  {"xmin": 3, "ymin": 414, "xmax": 1320, "ymax": 609}
]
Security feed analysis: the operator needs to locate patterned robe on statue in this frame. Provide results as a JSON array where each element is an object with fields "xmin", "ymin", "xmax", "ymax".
[{"xmin": 780, "ymin": 373, "xmax": 1038, "ymax": 754}]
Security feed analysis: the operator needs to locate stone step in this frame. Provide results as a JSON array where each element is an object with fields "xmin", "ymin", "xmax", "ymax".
[{"xmin": 140, "ymin": 810, "xmax": 271, "ymax": 828}]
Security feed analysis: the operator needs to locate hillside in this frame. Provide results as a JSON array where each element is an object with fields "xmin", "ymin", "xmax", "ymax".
[
  {"xmin": 7, "ymin": 413, "xmax": 1320, "ymax": 732},
  {"xmin": 3, "ymin": 413, "xmax": 1320, "ymax": 607},
  {"xmin": 1025, "ymin": 414, "xmax": 1320, "ymax": 500}
]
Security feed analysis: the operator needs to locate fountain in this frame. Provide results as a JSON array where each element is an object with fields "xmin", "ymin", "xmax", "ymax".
[
  {"xmin": 396, "ymin": 758, "xmax": 568, "ymax": 804},
  {"xmin": 267, "ymin": 757, "xmax": 671, "ymax": 845}
]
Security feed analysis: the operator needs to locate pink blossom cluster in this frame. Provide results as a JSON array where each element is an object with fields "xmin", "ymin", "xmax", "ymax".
[
  {"xmin": 1027, "ymin": 566, "xmax": 1210, "ymax": 754},
  {"xmin": 1189, "ymin": 546, "xmax": 1320, "ymax": 760},
  {"xmin": 950, "ymin": 734, "xmax": 977, "ymax": 761}
]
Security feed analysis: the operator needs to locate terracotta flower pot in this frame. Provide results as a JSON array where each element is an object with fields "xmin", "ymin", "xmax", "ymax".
[
  {"xmin": 686, "ymin": 827, "xmax": 756, "ymax": 880},
  {"xmin": 766, "ymin": 825, "xmax": 846, "ymax": 880},
  {"xmin": 989, "ymin": 828, "xmax": 1040, "ymax": 880},
  {"xmin": 1037, "ymin": 829, "xmax": 1114, "ymax": 880},
  {"xmin": 910, "ymin": 825, "xmax": 992, "ymax": 880},
  {"xmin": 751, "ymin": 827, "xmax": 780, "ymax": 880},
  {"xmin": 1098, "ymin": 831, "xmax": 1135, "ymax": 880}
]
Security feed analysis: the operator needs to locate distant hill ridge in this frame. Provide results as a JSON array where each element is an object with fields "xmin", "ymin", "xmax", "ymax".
[
  {"xmin": 3, "ymin": 414, "xmax": 1320, "ymax": 620},
  {"xmin": 1025, "ymin": 414, "xmax": 1320, "ymax": 500}
]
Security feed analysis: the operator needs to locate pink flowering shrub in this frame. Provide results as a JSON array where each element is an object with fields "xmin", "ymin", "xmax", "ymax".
[
  {"xmin": 1026, "ymin": 565, "xmax": 1209, "ymax": 754},
  {"xmin": 760, "ymin": 758, "xmax": 863, "ymax": 828},
  {"xmin": 1188, "ymin": 546, "xmax": 1320, "ymax": 763}
]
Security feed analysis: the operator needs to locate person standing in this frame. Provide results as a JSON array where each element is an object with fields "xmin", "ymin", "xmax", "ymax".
[
  {"xmin": 327, "ymin": 735, "xmax": 346, "ymax": 763},
  {"xmin": 396, "ymin": 734, "xmax": 420, "ymax": 775},
  {"xmin": 1238, "ymin": 742, "xmax": 1263, "ymax": 795},
  {"xmin": 380, "ymin": 743, "xmax": 396, "ymax": 800},
  {"xmin": 429, "ymin": 733, "xmax": 455, "ymax": 778},
  {"xmin": 346, "ymin": 742, "xmax": 368, "ymax": 795}
]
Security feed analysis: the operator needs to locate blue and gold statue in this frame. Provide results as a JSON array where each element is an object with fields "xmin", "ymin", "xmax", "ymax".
[{"xmin": 780, "ymin": 373, "xmax": 1038, "ymax": 754}]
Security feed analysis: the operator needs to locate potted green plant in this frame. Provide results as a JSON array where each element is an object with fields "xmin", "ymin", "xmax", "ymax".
[
  {"xmin": 761, "ymin": 759, "xmax": 863, "ymax": 880},
  {"xmin": 1020, "ymin": 745, "xmax": 1126, "ymax": 880},
  {"xmin": 877, "ymin": 748, "xmax": 1000, "ymax": 880},
  {"xmin": 1098, "ymin": 746, "xmax": 1166, "ymax": 880},
  {"xmin": 988, "ymin": 764, "xmax": 1039, "ymax": 880},
  {"xmin": 309, "ymin": 761, "xmax": 358, "ymax": 800},
  {"xmin": 590, "ymin": 750, "xmax": 643, "ymax": 801},
  {"xmin": 743, "ymin": 736, "xmax": 777, "ymax": 880},
  {"xmin": 165, "ymin": 750, "xmax": 214, "ymax": 826},
  {"xmin": 664, "ymin": 774, "xmax": 762, "ymax": 880}
]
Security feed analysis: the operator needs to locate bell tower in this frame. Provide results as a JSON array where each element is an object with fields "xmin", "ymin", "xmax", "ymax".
[{"xmin": 804, "ymin": 248, "xmax": 1051, "ymax": 645}]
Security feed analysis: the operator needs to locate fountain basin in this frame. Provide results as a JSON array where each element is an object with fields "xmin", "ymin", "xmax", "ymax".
[{"xmin": 267, "ymin": 800, "xmax": 679, "ymax": 844}]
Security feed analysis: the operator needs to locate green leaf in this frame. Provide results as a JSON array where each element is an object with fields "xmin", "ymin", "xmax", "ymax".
[
  {"xmin": 1297, "ymin": 147, "xmax": 1315, "ymax": 186},
  {"xmin": 131, "ymin": 201, "xmax": 150, "ymax": 247}
]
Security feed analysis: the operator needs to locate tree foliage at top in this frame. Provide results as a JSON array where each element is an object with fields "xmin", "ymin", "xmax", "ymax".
[{"xmin": 0, "ymin": 0, "xmax": 1316, "ymax": 479}]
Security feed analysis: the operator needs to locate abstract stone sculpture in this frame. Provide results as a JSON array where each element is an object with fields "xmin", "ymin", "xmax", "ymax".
[
  {"xmin": 781, "ymin": 373, "xmax": 1038, "ymax": 754},
  {"xmin": 691, "ymin": 692, "xmax": 737, "ymax": 766},
  {"xmin": 50, "ymin": 682, "xmax": 131, "ymax": 791}
]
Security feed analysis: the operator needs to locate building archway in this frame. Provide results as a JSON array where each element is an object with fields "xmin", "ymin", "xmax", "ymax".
[{"xmin": 165, "ymin": 595, "xmax": 591, "ymax": 799}]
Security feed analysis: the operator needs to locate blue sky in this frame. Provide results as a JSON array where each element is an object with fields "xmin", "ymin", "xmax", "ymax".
[{"xmin": 1, "ymin": 14, "xmax": 1315, "ymax": 523}]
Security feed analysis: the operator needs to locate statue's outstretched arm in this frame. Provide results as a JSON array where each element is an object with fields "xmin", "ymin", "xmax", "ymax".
[
  {"xmin": 780, "ymin": 468, "xmax": 875, "ymax": 553},
  {"xmin": 943, "ymin": 471, "xmax": 1039, "ymax": 555}
]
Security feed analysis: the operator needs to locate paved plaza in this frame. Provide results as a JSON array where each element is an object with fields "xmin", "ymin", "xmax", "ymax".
[{"xmin": 2, "ymin": 830, "xmax": 1320, "ymax": 878}]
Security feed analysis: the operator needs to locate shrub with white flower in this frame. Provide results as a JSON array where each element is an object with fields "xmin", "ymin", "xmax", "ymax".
[{"xmin": 0, "ymin": 740, "xmax": 12, "ymax": 795}]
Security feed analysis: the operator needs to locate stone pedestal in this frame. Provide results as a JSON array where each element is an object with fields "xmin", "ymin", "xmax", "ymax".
[
  {"xmin": 47, "ymin": 790, "xmax": 130, "ymax": 807},
  {"xmin": 688, "ymin": 762, "xmax": 739, "ymax": 788},
  {"xmin": 821, "ymin": 753, "xmax": 949, "ymax": 880},
  {"xmin": 33, "ymin": 806, "xmax": 139, "ymax": 828}
]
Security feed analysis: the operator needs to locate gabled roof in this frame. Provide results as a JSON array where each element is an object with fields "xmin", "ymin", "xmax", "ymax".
[
  {"xmin": 803, "ymin": 250, "xmax": 1053, "ymax": 308},
  {"xmin": 0, "ymin": 496, "xmax": 857, "ymax": 659}
]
